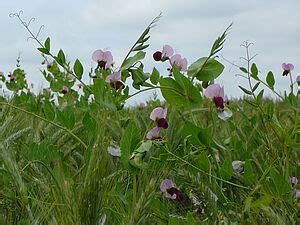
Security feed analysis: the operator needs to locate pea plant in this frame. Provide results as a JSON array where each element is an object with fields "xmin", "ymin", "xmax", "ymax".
[{"xmin": 0, "ymin": 11, "xmax": 299, "ymax": 224}]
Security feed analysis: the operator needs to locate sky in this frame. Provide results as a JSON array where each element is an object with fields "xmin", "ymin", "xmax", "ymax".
[{"xmin": 0, "ymin": 0, "xmax": 299, "ymax": 105}]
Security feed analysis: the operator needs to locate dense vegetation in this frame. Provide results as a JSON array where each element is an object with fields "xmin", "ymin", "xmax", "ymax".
[{"xmin": 0, "ymin": 12, "xmax": 299, "ymax": 224}]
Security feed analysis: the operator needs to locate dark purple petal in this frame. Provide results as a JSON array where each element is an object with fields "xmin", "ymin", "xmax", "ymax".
[
  {"xmin": 213, "ymin": 96, "xmax": 224, "ymax": 109},
  {"xmin": 196, "ymin": 207, "xmax": 203, "ymax": 218},
  {"xmin": 153, "ymin": 51, "xmax": 162, "ymax": 61},
  {"xmin": 114, "ymin": 81, "xmax": 125, "ymax": 90},
  {"xmin": 157, "ymin": 118, "xmax": 168, "ymax": 129},
  {"xmin": 98, "ymin": 60, "xmax": 106, "ymax": 69},
  {"xmin": 167, "ymin": 187, "xmax": 186, "ymax": 204}
]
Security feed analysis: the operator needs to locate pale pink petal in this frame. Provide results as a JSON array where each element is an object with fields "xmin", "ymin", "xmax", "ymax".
[
  {"xmin": 282, "ymin": 63, "xmax": 294, "ymax": 71},
  {"xmin": 150, "ymin": 107, "xmax": 167, "ymax": 121},
  {"xmin": 282, "ymin": 63, "xmax": 287, "ymax": 70},
  {"xmin": 181, "ymin": 58, "xmax": 188, "ymax": 71},
  {"xmin": 146, "ymin": 127, "xmax": 161, "ymax": 140},
  {"xmin": 162, "ymin": 44, "xmax": 174, "ymax": 58},
  {"xmin": 103, "ymin": 51, "xmax": 114, "ymax": 68},
  {"xmin": 219, "ymin": 86, "xmax": 225, "ymax": 98},
  {"xmin": 160, "ymin": 179, "xmax": 175, "ymax": 192},
  {"xmin": 170, "ymin": 54, "xmax": 182, "ymax": 65},
  {"xmin": 296, "ymin": 75, "xmax": 300, "ymax": 83},
  {"xmin": 294, "ymin": 189, "xmax": 300, "ymax": 198},
  {"xmin": 204, "ymin": 84, "xmax": 222, "ymax": 99},
  {"xmin": 92, "ymin": 49, "xmax": 104, "ymax": 62}
]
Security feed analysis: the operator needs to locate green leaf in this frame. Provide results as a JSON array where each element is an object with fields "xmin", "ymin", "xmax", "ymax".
[
  {"xmin": 181, "ymin": 122, "xmax": 202, "ymax": 146},
  {"xmin": 83, "ymin": 113, "xmax": 97, "ymax": 137},
  {"xmin": 57, "ymin": 49, "xmax": 66, "ymax": 65},
  {"xmin": 197, "ymin": 151, "xmax": 211, "ymax": 173},
  {"xmin": 252, "ymin": 82, "xmax": 260, "ymax": 92},
  {"xmin": 132, "ymin": 44, "xmax": 149, "ymax": 51},
  {"xmin": 244, "ymin": 160, "xmax": 256, "ymax": 186},
  {"xmin": 121, "ymin": 51, "xmax": 146, "ymax": 70},
  {"xmin": 251, "ymin": 63, "xmax": 258, "ymax": 77},
  {"xmin": 44, "ymin": 37, "xmax": 50, "ymax": 52},
  {"xmin": 131, "ymin": 69, "xmax": 148, "ymax": 89},
  {"xmin": 239, "ymin": 86, "xmax": 252, "ymax": 95},
  {"xmin": 133, "ymin": 140, "xmax": 152, "ymax": 154},
  {"xmin": 198, "ymin": 127, "xmax": 213, "ymax": 147},
  {"xmin": 266, "ymin": 71, "xmax": 275, "ymax": 89},
  {"xmin": 150, "ymin": 67, "xmax": 160, "ymax": 85},
  {"xmin": 63, "ymin": 106, "xmax": 75, "ymax": 129},
  {"xmin": 257, "ymin": 90, "xmax": 264, "ymax": 105},
  {"xmin": 159, "ymin": 77, "xmax": 187, "ymax": 106},
  {"xmin": 43, "ymin": 101, "xmax": 55, "ymax": 121},
  {"xmin": 173, "ymin": 69, "xmax": 202, "ymax": 105},
  {"xmin": 252, "ymin": 195, "xmax": 273, "ymax": 209},
  {"xmin": 74, "ymin": 59, "xmax": 83, "ymax": 80},
  {"xmin": 240, "ymin": 67, "xmax": 248, "ymax": 73},
  {"xmin": 219, "ymin": 159, "xmax": 233, "ymax": 180},
  {"xmin": 37, "ymin": 47, "xmax": 50, "ymax": 55},
  {"xmin": 187, "ymin": 57, "xmax": 224, "ymax": 82},
  {"xmin": 120, "ymin": 122, "xmax": 141, "ymax": 172}
]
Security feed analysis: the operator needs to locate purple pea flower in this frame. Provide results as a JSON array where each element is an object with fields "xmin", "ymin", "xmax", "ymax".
[
  {"xmin": 290, "ymin": 177, "xmax": 298, "ymax": 187},
  {"xmin": 47, "ymin": 61, "xmax": 53, "ymax": 70},
  {"xmin": 92, "ymin": 49, "xmax": 114, "ymax": 69},
  {"xmin": 282, "ymin": 63, "xmax": 294, "ymax": 76},
  {"xmin": 105, "ymin": 71, "xmax": 125, "ymax": 90},
  {"xmin": 160, "ymin": 179, "xmax": 186, "ymax": 203},
  {"xmin": 196, "ymin": 207, "xmax": 203, "ymax": 218},
  {"xmin": 61, "ymin": 86, "xmax": 69, "ymax": 94},
  {"xmin": 150, "ymin": 107, "xmax": 168, "ymax": 129},
  {"xmin": 170, "ymin": 54, "xmax": 188, "ymax": 72},
  {"xmin": 153, "ymin": 44, "xmax": 174, "ymax": 61},
  {"xmin": 146, "ymin": 127, "xmax": 162, "ymax": 140}
]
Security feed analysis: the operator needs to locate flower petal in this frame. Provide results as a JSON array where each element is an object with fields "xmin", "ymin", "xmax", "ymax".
[
  {"xmin": 204, "ymin": 84, "xmax": 222, "ymax": 99},
  {"xmin": 107, "ymin": 146, "xmax": 121, "ymax": 157},
  {"xmin": 162, "ymin": 44, "xmax": 174, "ymax": 58},
  {"xmin": 146, "ymin": 126, "xmax": 161, "ymax": 140},
  {"xmin": 92, "ymin": 49, "xmax": 104, "ymax": 62},
  {"xmin": 218, "ymin": 108, "xmax": 232, "ymax": 121},
  {"xmin": 160, "ymin": 179, "xmax": 175, "ymax": 192}
]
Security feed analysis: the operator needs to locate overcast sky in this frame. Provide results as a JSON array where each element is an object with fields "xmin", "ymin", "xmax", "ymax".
[{"xmin": 0, "ymin": 0, "xmax": 299, "ymax": 104}]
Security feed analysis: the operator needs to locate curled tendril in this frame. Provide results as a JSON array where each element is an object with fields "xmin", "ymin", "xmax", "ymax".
[{"xmin": 9, "ymin": 11, "xmax": 45, "ymax": 43}]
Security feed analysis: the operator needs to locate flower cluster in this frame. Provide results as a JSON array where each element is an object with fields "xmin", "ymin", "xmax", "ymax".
[
  {"xmin": 146, "ymin": 107, "xmax": 168, "ymax": 140},
  {"xmin": 153, "ymin": 44, "xmax": 188, "ymax": 72}
]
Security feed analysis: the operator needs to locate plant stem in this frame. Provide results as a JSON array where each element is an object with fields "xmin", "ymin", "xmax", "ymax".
[{"xmin": 132, "ymin": 174, "xmax": 137, "ymax": 209}]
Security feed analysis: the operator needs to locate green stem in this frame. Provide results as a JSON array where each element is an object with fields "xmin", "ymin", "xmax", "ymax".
[
  {"xmin": 127, "ymin": 85, "xmax": 186, "ymax": 100},
  {"xmin": 164, "ymin": 147, "xmax": 251, "ymax": 190},
  {"xmin": 132, "ymin": 174, "xmax": 137, "ymax": 209},
  {"xmin": 0, "ymin": 102, "xmax": 87, "ymax": 149}
]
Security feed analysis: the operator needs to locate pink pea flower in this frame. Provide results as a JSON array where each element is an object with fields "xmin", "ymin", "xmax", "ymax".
[
  {"xmin": 160, "ymin": 179, "xmax": 186, "ymax": 203},
  {"xmin": 77, "ymin": 83, "xmax": 83, "ymax": 89},
  {"xmin": 47, "ymin": 61, "xmax": 53, "ymax": 70},
  {"xmin": 61, "ymin": 86, "xmax": 69, "ymax": 94},
  {"xmin": 146, "ymin": 127, "xmax": 162, "ymax": 140},
  {"xmin": 153, "ymin": 44, "xmax": 174, "ymax": 62},
  {"xmin": 150, "ymin": 107, "xmax": 168, "ymax": 129},
  {"xmin": 138, "ymin": 102, "xmax": 145, "ymax": 109},
  {"xmin": 105, "ymin": 71, "xmax": 125, "ymax": 90},
  {"xmin": 282, "ymin": 63, "xmax": 294, "ymax": 76},
  {"xmin": 92, "ymin": 49, "xmax": 114, "ymax": 69},
  {"xmin": 290, "ymin": 177, "xmax": 298, "ymax": 187},
  {"xmin": 204, "ymin": 84, "xmax": 227, "ymax": 109}
]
